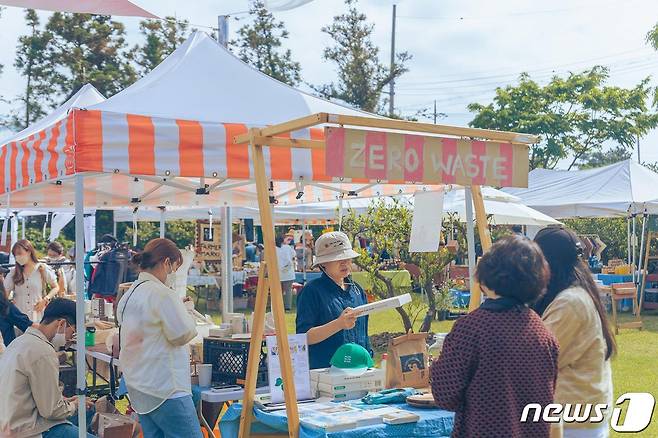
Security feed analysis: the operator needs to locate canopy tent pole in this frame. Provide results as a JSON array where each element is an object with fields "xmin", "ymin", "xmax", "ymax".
[
  {"xmin": 465, "ymin": 188, "xmax": 477, "ymax": 309},
  {"xmin": 467, "ymin": 186, "xmax": 493, "ymax": 311},
  {"xmin": 21, "ymin": 217, "xmax": 25, "ymax": 240},
  {"xmin": 74, "ymin": 174, "xmax": 87, "ymax": 438},
  {"xmin": 338, "ymin": 196, "xmax": 344, "ymax": 231},
  {"xmin": 113, "ymin": 212, "xmax": 117, "ymax": 237},
  {"xmin": 633, "ymin": 213, "xmax": 637, "ymax": 283},
  {"xmin": 239, "ymin": 130, "xmax": 299, "ymax": 438},
  {"xmin": 302, "ymin": 219, "xmax": 307, "ymax": 282},
  {"xmin": 627, "ymin": 210, "xmax": 632, "ymax": 267},
  {"xmin": 159, "ymin": 206, "xmax": 166, "ymax": 238},
  {"xmin": 221, "ymin": 206, "xmax": 233, "ymax": 316},
  {"xmin": 638, "ymin": 209, "xmax": 648, "ymax": 289}
]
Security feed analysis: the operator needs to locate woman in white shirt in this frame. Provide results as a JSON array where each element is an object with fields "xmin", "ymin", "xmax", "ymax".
[
  {"xmin": 4, "ymin": 240, "xmax": 59, "ymax": 321},
  {"xmin": 275, "ymin": 235, "xmax": 297, "ymax": 311},
  {"xmin": 117, "ymin": 238, "xmax": 201, "ymax": 438}
]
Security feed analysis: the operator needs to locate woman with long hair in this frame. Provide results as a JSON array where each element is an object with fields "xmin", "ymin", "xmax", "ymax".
[
  {"xmin": 4, "ymin": 240, "xmax": 59, "ymax": 321},
  {"xmin": 117, "ymin": 238, "xmax": 201, "ymax": 438},
  {"xmin": 534, "ymin": 226, "xmax": 616, "ymax": 438}
]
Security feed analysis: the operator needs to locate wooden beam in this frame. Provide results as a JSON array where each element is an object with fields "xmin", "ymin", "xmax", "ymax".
[
  {"xmin": 471, "ymin": 185, "xmax": 493, "ymax": 251},
  {"xmin": 234, "ymin": 113, "xmax": 329, "ymax": 144},
  {"xmin": 242, "ymin": 129, "xmax": 300, "ymax": 438},
  {"xmin": 468, "ymin": 185, "xmax": 493, "ymax": 312},
  {"xmin": 330, "ymin": 114, "xmax": 538, "ymax": 144},
  {"xmin": 239, "ymin": 264, "xmax": 270, "ymax": 438},
  {"xmin": 253, "ymin": 137, "xmax": 325, "ymax": 150}
]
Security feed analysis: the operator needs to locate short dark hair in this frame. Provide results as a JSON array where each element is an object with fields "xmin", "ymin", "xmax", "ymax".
[
  {"xmin": 47, "ymin": 241, "xmax": 65, "ymax": 255},
  {"xmin": 41, "ymin": 298, "xmax": 76, "ymax": 326},
  {"xmin": 475, "ymin": 235, "xmax": 549, "ymax": 303}
]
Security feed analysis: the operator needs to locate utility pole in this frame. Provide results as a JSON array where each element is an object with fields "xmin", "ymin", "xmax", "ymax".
[
  {"xmin": 217, "ymin": 15, "xmax": 229, "ymax": 47},
  {"xmin": 388, "ymin": 4, "xmax": 397, "ymax": 117},
  {"xmin": 433, "ymin": 99, "xmax": 437, "ymax": 124}
]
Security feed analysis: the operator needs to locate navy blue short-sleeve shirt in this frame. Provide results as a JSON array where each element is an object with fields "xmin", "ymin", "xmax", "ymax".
[{"xmin": 296, "ymin": 272, "xmax": 372, "ymax": 369}]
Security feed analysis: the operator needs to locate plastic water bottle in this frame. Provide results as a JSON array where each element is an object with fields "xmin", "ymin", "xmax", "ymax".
[{"xmin": 380, "ymin": 353, "xmax": 388, "ymax": 376}]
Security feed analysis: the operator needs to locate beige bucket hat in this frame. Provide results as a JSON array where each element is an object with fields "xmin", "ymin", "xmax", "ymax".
[{"xmin": 312, "ymin": 231, "xmax": 360, "ymax": 268}]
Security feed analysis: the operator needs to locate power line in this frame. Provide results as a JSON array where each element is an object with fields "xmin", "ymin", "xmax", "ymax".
[{"xmin": 397, "ymin": 52, "xmax": 656, "ymax": 89}]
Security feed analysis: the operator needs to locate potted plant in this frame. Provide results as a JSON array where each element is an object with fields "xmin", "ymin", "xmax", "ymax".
[{"xmin": 434, "ymin": 282, "xmax": 454, "ymax": 321}]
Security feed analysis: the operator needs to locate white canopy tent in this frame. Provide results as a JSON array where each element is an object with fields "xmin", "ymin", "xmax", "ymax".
[
  {"xmin": 113, "ymin": 186, "xmax": 559, "ymax": 227},
  {"xmin": 503, "ymin": 159, "xmax": 658, "ymax": 218}
]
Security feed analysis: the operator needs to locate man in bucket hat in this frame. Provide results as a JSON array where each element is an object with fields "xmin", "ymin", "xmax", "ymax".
[{"xmin": 296, "ymin": 232, "xmax": 373, "ymax": 369}]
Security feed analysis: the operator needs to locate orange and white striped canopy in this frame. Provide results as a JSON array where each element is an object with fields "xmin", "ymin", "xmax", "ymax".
[{"xmin": 0, "ymin": 109, "xmax": 439, "ymax": 209}]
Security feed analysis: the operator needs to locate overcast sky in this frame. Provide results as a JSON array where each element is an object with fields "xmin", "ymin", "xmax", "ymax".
[{"xmin": 1, "ymin": 0, "xmax": 658, "ymax": 166}]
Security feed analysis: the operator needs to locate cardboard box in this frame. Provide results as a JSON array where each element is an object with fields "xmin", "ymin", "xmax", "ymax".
[{"xmin": 97, "ymin": 413, "xmax": 135, "ymax": 438}]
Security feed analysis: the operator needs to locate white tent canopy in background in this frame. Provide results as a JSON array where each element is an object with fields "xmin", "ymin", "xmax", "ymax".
[
  {"xmin": 0, "ymin": 84, "xmax": 105, "ymax": 146},
  {"xmin": 503, "ymin": 159, "xmax": 658, "ymax": 218},
  {"xmin": 114, "ymin": 186, "xmax": 560, "ymax": 227}
]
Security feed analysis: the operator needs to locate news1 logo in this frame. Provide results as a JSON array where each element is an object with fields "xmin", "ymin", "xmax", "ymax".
[{"xmin": 520, "ymin": 393, "xmax": 655, "ymax": 432}]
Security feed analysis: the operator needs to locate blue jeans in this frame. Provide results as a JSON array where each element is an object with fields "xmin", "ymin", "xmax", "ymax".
[
  {"xmin": 43, "ymin": 423, "xmax": 97, "ymax": 438},
  {"xmin": 139, "ymin": 396, "xmax": 203, "ymax": 438}
]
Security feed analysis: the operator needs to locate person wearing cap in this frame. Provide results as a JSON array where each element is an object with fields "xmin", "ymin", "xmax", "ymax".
[
  {"xmin": 296, "ymin": 231, "xmax": 372, "ymax": 369},
  {"xmin": 430, "ymin": 236, "xmax": 559, "ymax": 438},
  {"xmin": 0, "ymin": 298, "xmax": 97, "ymax": 438},
  {"xmin": 534, "ymin": 226, "xmax": 615, "ymax": 438}
]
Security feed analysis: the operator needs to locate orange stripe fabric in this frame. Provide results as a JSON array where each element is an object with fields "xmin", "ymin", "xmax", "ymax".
[
  {"xmin": 9, "ymin": 143, "xmax": 17, "ymax": 191},
  {"xmin": 21, "ymin": 137, "xmax": 32, "ymax": 187},
  {"xmin": 0, "ymin": 145, "xmax": 6, "ymax": 193},
  {"xmin": 74, "ymin": 110, "xmax": 104, "ymax": 172},
  {"xmin": 270, "ymin": 132, "xmax": 292, "ymax": 180},
  {"xmin": 310, "ymin": 128, "xmax": 330, "ymax": 181},
  {"xmin": 177, "ymin": 119, "xmax": 204, "ymax": 176},
  {"xmin": 46, "ymin": 123, "xmax": 61, "ymax": 178},
  {"xmin": 33, "ymin": 130, "xmax": 46, "ymax": 183},
  {"xmin": 225, "ymin": 123, "xmax": 249, "ymax": 179},
  {"xmin": 128, "ymin": 114, "xmax": 155, "ymax": 175}
]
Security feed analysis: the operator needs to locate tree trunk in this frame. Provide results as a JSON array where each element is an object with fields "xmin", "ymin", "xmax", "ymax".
[
  {"xmin": 375, "ymin": 269, "xmax": 413, "ymax": 332},
  {"xmin": 419, "ymin": 278, "xmax": 435, "ymax": 333}
]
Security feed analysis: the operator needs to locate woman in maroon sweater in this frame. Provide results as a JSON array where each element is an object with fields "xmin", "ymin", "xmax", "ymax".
[{"xmin": 431, "ymin": 236, "xmax": 559, "ymax": 438}]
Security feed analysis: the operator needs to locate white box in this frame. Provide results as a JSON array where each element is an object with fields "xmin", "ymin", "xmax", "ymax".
[{"xmin": 311, "ymin": 367, "xmax": 385, "ymax": 387}]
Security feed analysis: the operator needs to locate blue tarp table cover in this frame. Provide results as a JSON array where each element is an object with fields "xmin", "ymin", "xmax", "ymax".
[{"xmin": 219, "ymin": 402, "xmax": 454, "ymax": 438}]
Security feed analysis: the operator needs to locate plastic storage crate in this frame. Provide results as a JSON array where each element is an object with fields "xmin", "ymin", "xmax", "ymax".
[
  {"xmin": 59, "ymin": 365, "xmax": 77, "ymax": 397},
  {"xmin": 203, "ymin": 337, "xmax": 268, "ymax": 387}
]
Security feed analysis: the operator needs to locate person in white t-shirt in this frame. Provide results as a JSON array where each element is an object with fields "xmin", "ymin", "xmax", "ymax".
[
  {"xmin": 117, "ymin": 238, "xmax": 201, "ymax": 438},
  {"xmin": 275, "ymin": 235, "xmax": 297, "ymax": 310}
]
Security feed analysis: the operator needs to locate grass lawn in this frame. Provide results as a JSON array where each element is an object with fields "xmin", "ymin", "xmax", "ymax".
[{"xmin": 204, "ymin": 301, "xmax": 658, "ymax": 436}]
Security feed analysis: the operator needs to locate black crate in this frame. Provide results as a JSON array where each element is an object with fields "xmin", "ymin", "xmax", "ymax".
[
  {"xmin": 203, "ymin": 337, "xmax": 268, "ymax": 387},
  {"xmin": 59, "ymin": 365, "xmax": 77, "ymax": 397}
]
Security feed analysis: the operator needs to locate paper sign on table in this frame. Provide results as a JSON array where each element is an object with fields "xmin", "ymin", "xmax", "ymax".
[
  {"xmin": 266, "ymin": 334, "xmax": 312, "ymax": 403},
  {"xmin": 409, "ymin": 190, "xmax": 444, "ymax": 252}
]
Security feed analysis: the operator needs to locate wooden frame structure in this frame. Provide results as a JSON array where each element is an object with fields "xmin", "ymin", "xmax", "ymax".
[{"xmin": 235, "ymin": 113, "xmax": 536, "ymax": 438}]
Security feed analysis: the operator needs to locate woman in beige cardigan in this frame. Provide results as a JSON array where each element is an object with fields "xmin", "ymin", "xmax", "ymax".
[{"xmin": 534, "ymin": 227, "xmax": 616, "ymax": 438}]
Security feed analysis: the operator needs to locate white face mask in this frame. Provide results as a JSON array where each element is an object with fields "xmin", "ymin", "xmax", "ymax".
[
  {"xmin": 165, "ymin": 260, "xmax": 177, "ymax": 289},
  {"xmin": 52, "ymin": 321, "xmax": 67, "ymax": 351},
  {"xmin": 15, "ymin": 255, "xmax": 29, "ymax": 266}
]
